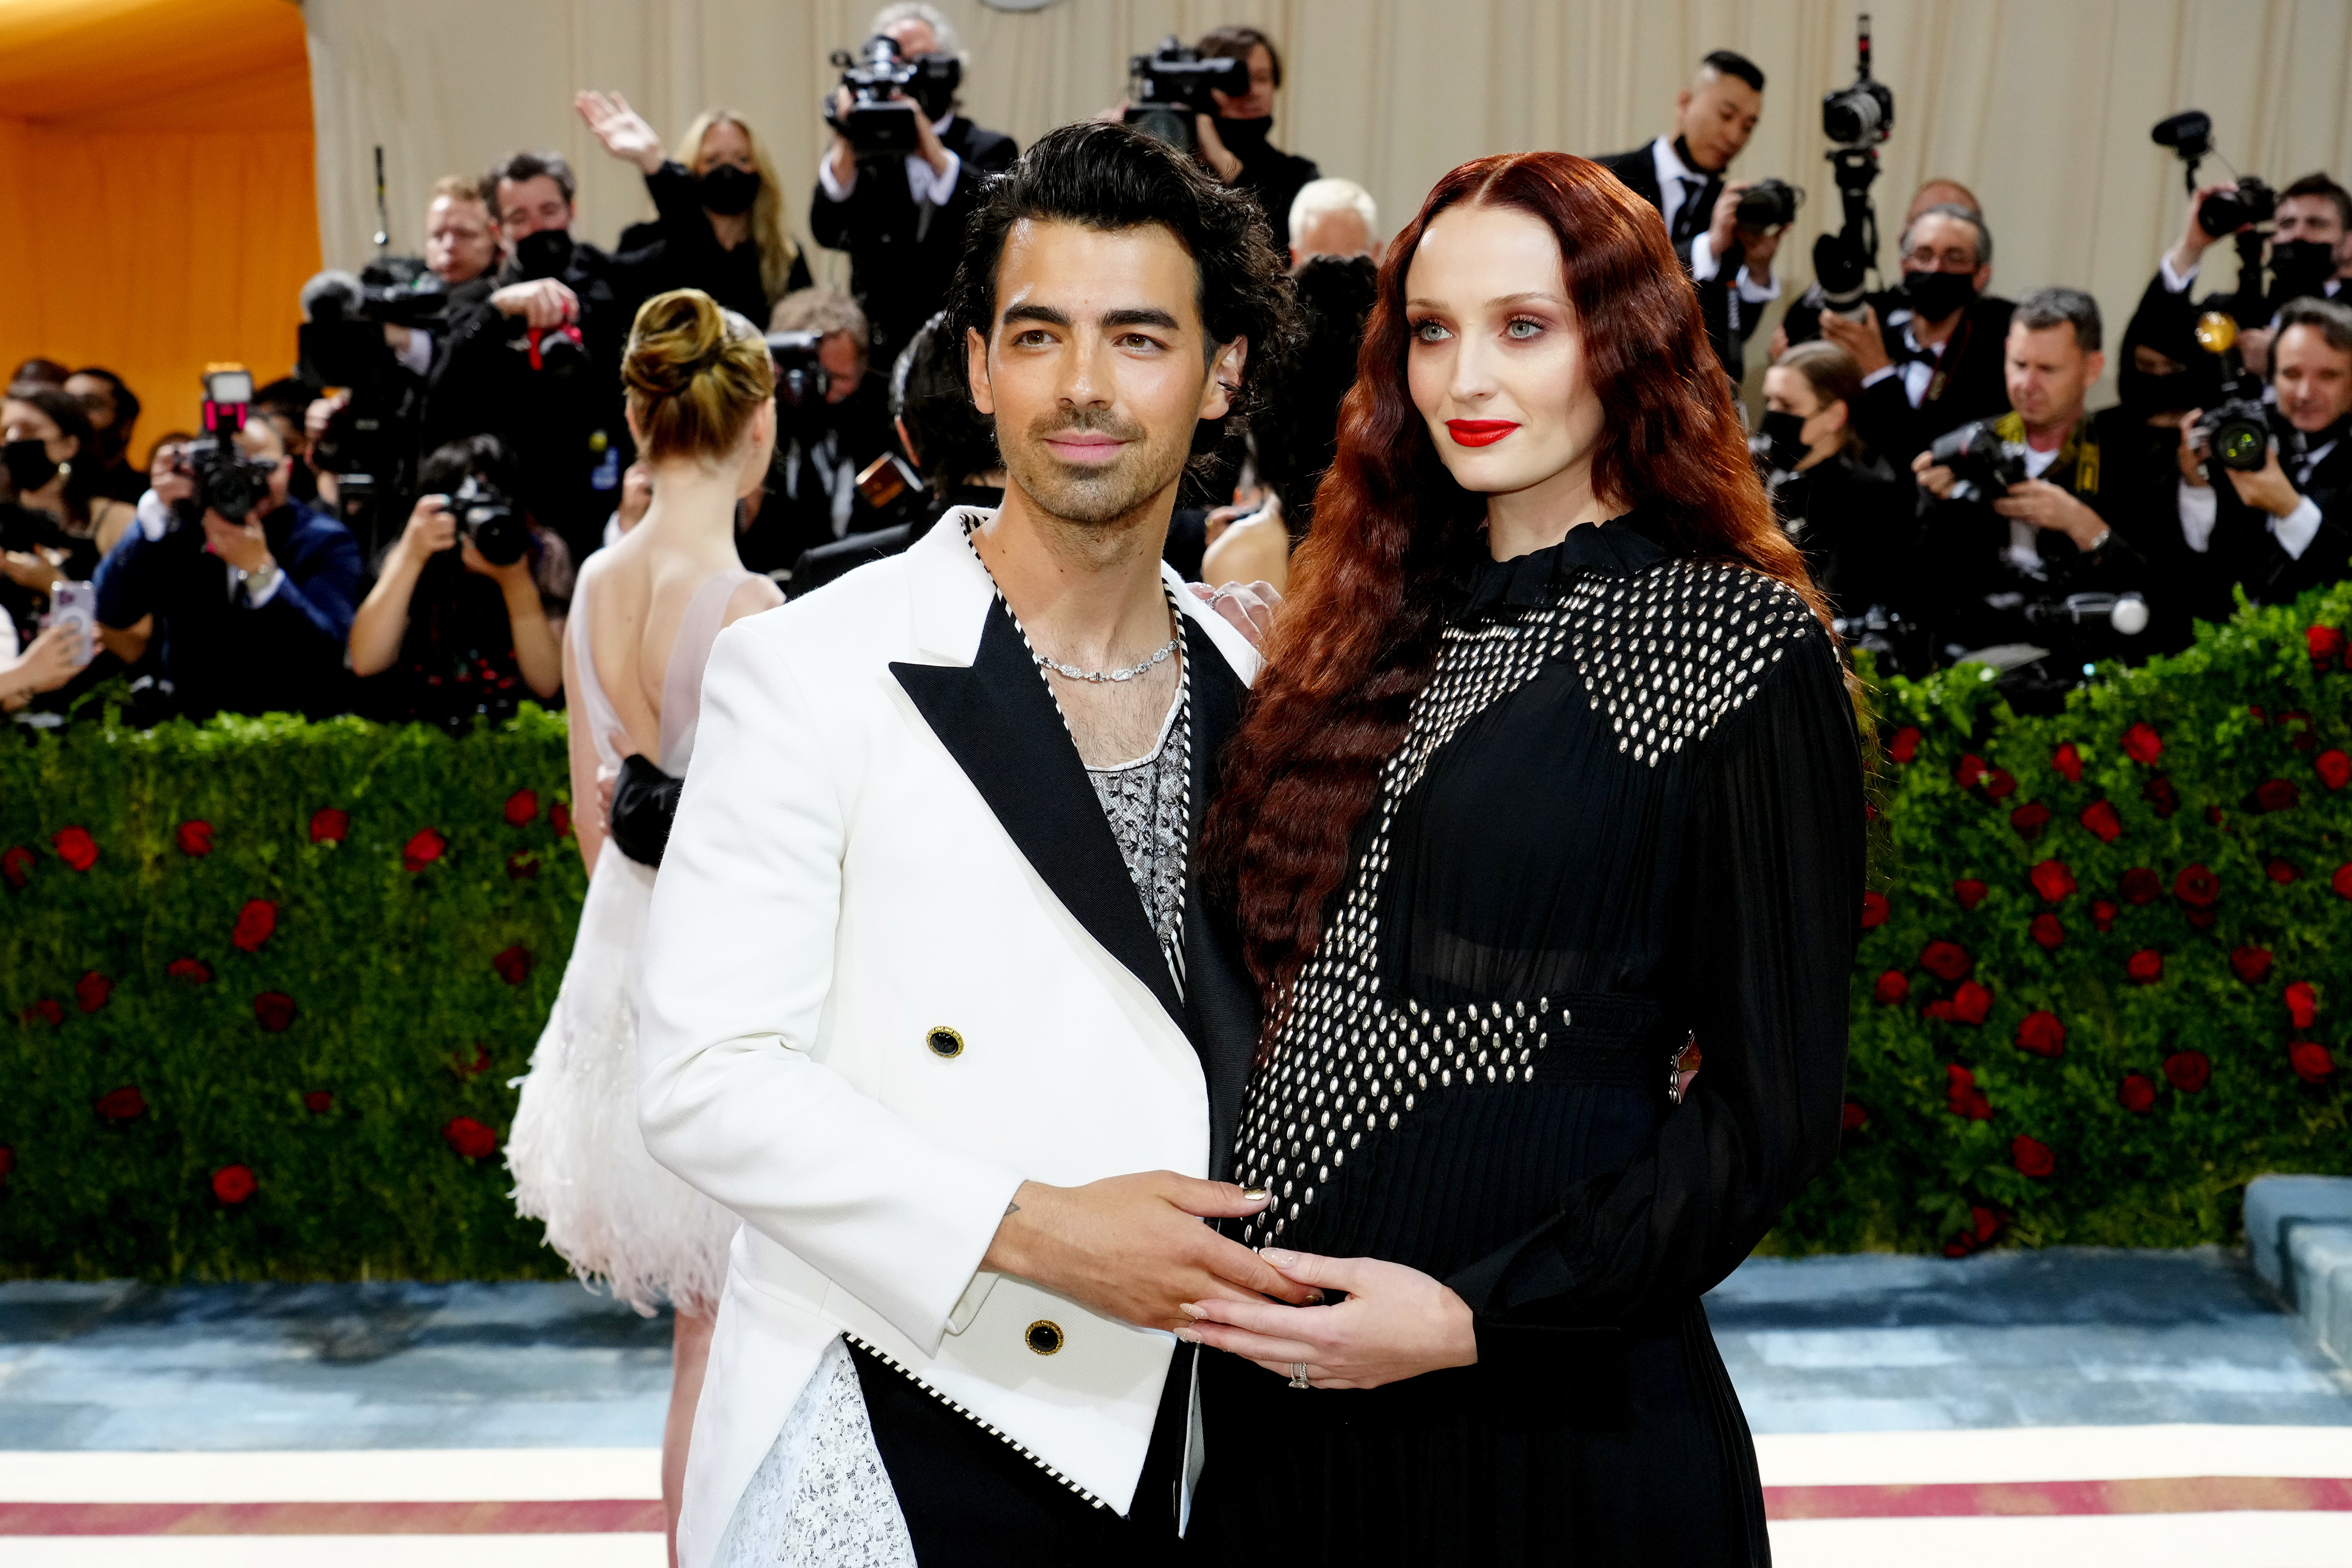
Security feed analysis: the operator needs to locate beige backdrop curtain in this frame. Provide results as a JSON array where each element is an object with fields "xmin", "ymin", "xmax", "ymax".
[{"xmin": 302, "ymin": 0, "xmax": 2352, "ymax": 403}]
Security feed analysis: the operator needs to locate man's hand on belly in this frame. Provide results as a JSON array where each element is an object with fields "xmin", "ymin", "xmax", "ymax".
[{"xmin": 980, "ymin": 1173, "xmax": 1317, "ymax": 1330}]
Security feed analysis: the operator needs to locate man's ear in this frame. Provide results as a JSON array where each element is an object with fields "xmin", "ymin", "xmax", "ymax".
[
  {"xmin": 966, "ymin": 325, "xmax": 995, "ymax": 416},
  {"xmin": 1201, "ymin": 337, "xmax": 1248, "ymax": 421},
  {"xmin": 1973, "ymin": 263, "xmax": 1994, "ymax": 292},
  {"xmin": 2084, "ymin": 349, "xmax": 2107, "ymax": 386}
]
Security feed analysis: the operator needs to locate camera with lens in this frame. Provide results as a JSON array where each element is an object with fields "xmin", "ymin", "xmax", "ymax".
[
  {"xmin": 826, "ymin": 35, "xmax": 961, "ymax": 158},
  {"xmin": 1122, "ymin": 36, "xmax": 1251, "ymax": 153},
  {"xmin": 2201, "ymin": 176, "xmax": 2277, "ymax": 239},
  {"xmin": 1927, "ymin": 418, "xmax": 2029, "ymax": 505},
  {"xmin": 2186, "ymin": 311, "xmax": 2272, "ymax": 473},
  {"xmin": 175, "ymin": 366, "xmax": 280, "ymax": 526},
  {"xmin": 764, "ymin": 330, "xmax": 831, "ymax": 412},
  {"xmin": 451, "ymin": 472, "xmax": 530, "ymax": 567},
  {"xmin": 1784, "ymin": 15, "xmax": 1896, "ymax": 343},
  {"xmin": 1736, "ymin": 178, "xmax": 1803, "ymax": 229}
]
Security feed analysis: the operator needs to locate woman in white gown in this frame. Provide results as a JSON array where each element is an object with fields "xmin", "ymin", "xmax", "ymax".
[{"xmin": 507, "ymin": 288, "xmax": 784, "ymax": 1564}]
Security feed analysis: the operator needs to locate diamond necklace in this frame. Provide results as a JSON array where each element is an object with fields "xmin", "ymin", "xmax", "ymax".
[{"xmin": 1034, "ymin": 630, "xmax": 1180, "ymax": 684}]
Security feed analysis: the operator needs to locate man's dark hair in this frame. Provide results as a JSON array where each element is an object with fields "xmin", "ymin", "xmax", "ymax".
[
  {"xmin": 483, "ymin": 150, "xmax": 577, "ymax": 208},
  {"xmin": 891, "ymin": 310, "xmax": 998, "ymax": 498},
  {"xmin": 2013, "ymin": 286, "xmax": 2103, "ymax": 354},
  {"xmin": 950, "ymin": 121, "xmax": 1297, "ymax": 453},
  {"xmin": 419, "ymin": 433, "xmax": 522, "ymax": 498},
  {"xmin": 1701, "ymin": 49, "xmax": 1765, "ymax": 93},
  {"xmin": 1197, "ymin": 24, "xmax": 1282, "ymax": 88},
  {"xmin": 2281, "ymin": 172, "xmax": 2352, "ymax": 231},
  {"xmin": 2277, "ymin": 295, "xmax": 2352, "ymax": 356}
]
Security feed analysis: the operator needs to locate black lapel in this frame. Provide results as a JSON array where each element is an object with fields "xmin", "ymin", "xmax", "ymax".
[
  {"xmin": 1177, "ymin": 614, "xmax": 1263, "ymax": 1178},
  {"xmin": 892, "ymin": 603, "xmax": 1187, "ymax": 1031}
]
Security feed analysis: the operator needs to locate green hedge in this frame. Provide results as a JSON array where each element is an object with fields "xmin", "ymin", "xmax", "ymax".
[{"xmin": 2, "ymin": 584, "xmax": 2349, "ymax": 1281}]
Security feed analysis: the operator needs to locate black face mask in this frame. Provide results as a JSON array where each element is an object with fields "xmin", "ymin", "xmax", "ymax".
[
  {"xmin": 3, "ymin": 439, "xmax": 58, "ymax": 493},
  {"xmin": 513, "ymin": 228, "xmax": 576, "ymax": 282},
  {"xmin": 2117, "ymin": 363, "xmax": 2189, "ymax": 419},
  {"xmin": 696, "ymin": 163, "xmax": 759, "ymax": 216},
  {"xmin": 1215, "ymin": 115, "xmax": 1273, "ymax": 154},
  {"xmin": 1758, "ymin": 409, "xmax": 1810, "ymax": 470},
  {"xmin": 2271, "ymin": 238, "xmax": 2338, "ymax": 300},
  {"xmin": 1902, "ymin": 269, "xmax": 1977, "ymax": 324}
]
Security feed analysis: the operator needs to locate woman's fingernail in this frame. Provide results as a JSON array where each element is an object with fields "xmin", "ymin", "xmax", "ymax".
[
  {"xmin": 1260, "ymin": 1247, "xmax": 1298, "ymax": 1266},
  {"xmin": 1303, "ymin": 1290, "xmax": 1325, "ymax": 1304},
  {"xmin": 1240, "ymin": 1187, "xmax": 1270, "ymax": 1203},
  {"xmin": 1178, "ymin": 1302, "xmax": 1205, "ymax": 1319},
  {"xmin": 1176, "ymin": 1327, "xmax": 1202, "ymax": 1344}
]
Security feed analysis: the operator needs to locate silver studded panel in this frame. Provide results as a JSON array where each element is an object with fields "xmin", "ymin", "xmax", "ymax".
[{"xmin": 1232, "ymin": 557, "xmax": 1813, "ymax": 1246}]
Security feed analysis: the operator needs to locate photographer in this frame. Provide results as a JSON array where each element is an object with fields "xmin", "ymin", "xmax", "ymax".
[
  {"xmin": 1758, "ymin": 342, "xmax": 1915, "ymax": 626},
  {"xmin": 91, "ymin": 409, "xmax": 361, "ymax": 719},
  {"xmin": 368, "ymin": 176, "xmax": 506, "ymax": 382},
  {"xmin": 63, "ymin": 368, "xmax": 146, "ymax": 503},
  {"xmin": 812, "ymin": 4, "xmax": 1017, "ymax": 363},
  {"xmin": 579, "ymin": 96, "xmax": 813, "ymax": 326},
  {"xmin": 1191, "ymin": 25, "xmax": 1321, "ymax": 239},
  {"xmin": 2179, "ymin": 296, "xmax": 2352, "ymax": 608},
  {"xmin": 350, "ymin": 434, "xmax": 570, "ymax": 726},
  {"xmin": 424, "ymin": 151, "xmax": 632, "ymax": 564},
  {"xmin": 1912, "ymin": 287, "xmax": 2152, "ymax": 659},
  {"xmin": 1822, "ymin": 203, "xmax": 2014, "ymax": 467},
  {"xmin": 2156, "ymin": 172, "xmax": 2352, "ymax": 376},
  {"xmin": 740, "ymin": 287, "xmax": 896, "ymax": 578},
  {"xmin": 1288, "ymin": 176, "xmax": 1381, "ymax": 266},
  {"xmin": 1596, "ymin": 51, "xmax": 1783, "ymax": 382}
]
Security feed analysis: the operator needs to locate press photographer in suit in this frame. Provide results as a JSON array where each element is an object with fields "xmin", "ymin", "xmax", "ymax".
[
  {"xmin": 1190, "ymin": 25, "xmax": 1322, "ymax": 240},
  {"xmin": 1595, "ymin": 51, "xmax": 1784, "ymax": 382},
  {"xmin": 813, "ymin": 2, "xmax": 1018, "ymax": 363}
]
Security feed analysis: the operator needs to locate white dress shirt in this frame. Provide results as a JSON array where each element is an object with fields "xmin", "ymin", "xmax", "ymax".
[
  {"xmin": 2004, "ymin": 442, "xmax": 2065, "ymax": 573},
  {"xmin": 1859, "ymin": 312, "xmax": 1946, "ymax": 406},
  {"xmin": 2176, "ymin": 437, "xmax": 2333, "ymax": 559},
  {"xmin": 1648, "ymin": 136, "xmax": 1779, "ymax": 309},
  {"xmin": 818, "ymin": 112, "xmax": 961, "ymax": 208}
]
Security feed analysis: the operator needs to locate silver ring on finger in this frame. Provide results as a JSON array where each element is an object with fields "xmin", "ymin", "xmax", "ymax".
[{"xmin": 1289, "ymin": 1362, "xmax": 1311, "ymax": 1389}]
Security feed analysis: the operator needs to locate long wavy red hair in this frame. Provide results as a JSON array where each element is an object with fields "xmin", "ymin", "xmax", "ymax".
[{"xmin": 1202, "ymin": 151, "xmax": 1830, "ymax": 1038}]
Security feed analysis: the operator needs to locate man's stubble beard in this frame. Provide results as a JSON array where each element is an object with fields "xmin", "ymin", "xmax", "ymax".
[{"xmin": 1003, "ymin": 406, "xmax": 1194, "ymax": 531}]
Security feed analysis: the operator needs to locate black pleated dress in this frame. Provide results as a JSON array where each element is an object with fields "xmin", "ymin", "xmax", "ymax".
[{"xmin": 1195, "ymin": 514, "xmax": 1865, "ymax": 1566}]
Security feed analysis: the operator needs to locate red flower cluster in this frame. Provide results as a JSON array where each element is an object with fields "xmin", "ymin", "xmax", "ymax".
[
  {"xmin": 1859, "ymin": 892, "xmax": 1889, "ymax": 928},
  {"xmin": 403, "ymin": 828, "xmax": 447, "ymax": 872},
  {"xmin": 2030, "ymin": 913, "xmax": 2064, "ymax": 950},
  {"xmin": 1888, "ymin": 726, "xmax": 1921, "ymax": 764},
  {"xmin": 2337, "ymin": 864, "xmax": 2352, "ymax": 899},
  {"xmin": 2118, "ymin": 1073, "xmax": 2157, "ymax": 1113},
  {"xmin": 96, "ymin": 1086, "xmax": 145, "ymax": 1120},
  {"xmin": 2009, "ymin": 802, "xmax": 2052, "ymax": 837},
  {"xmin": 1953, "ymin": 878, "xmax": 1989, "ymax": 910},
  {"xmin": 176, "ymin": 820, "xmax": 215, "ymax": 856},
  {"xmin": 2030, "ymin": 860, "xmax": 2076, "ymax": 902},
  {"xmin": 0, "ymin": 1146, "xmax": 13, "ymax": 1183},
  {"xmin": 168, "ymin": 957, "xmax": 212, "ymax": 984},
  {"xmin": 2311, "ymin": 624, "xmax": 2347, "ymax": 664},
  {"xmin": 2119, "ymin": 867, "xmax": 2163, "ymax": 904},
  {"xmin": 1946, "ymin": 1064, "xmax": 1992, "ymax": 1119},
  {"xmin": 1945, "ymin": 1205, "xmax": 2003, "ymax": 1258},
  {"xmin": 2090, "ymin": 898, "xmax": 2119, "ymax": 932},
  {"xmin": 2143, "ymin": 776, "xmax": 2179, "ymax": 817},
  {"xmin": 1955, "ymin": 753, "xmax": 1989, "ymax": 788},
  {"xmin": 53, "ymin": 827, "xmax": 97, "ymax": 871},
  {"xmin": 22, "ymin": 998, "xmax": 62, "ymax": 1026},
  {"xmin": 309, "ymin": 808, "xmax": 350, "ymax": 844},
  {"xmin": 2120, "ymin": 722, "xmax": 2163, "ymax": 764},
  {"xmin": 504, "ymin": 789, "xmax": 540, "ymax": 827},
  {"xmin": 2163, "ymin": 1051, "xmax": 2211, "ymax": 1092},
  {"xmin": 1983, "ymin": 768, "xmax": 2018, "ymax": 800},
  {"xmin": 1873, "ymin": 970, "xmax": 1910, "ymax": 1005},
  {"xmin": 2269, "ymin": 859, "xmax": 2299, "ymax": 884},
  {"xmin": 2014, "ymin": 1011, "xmax": 2066, "ymax": 1057},
  {"xmin": 2287, "ymin": 982, "xmax": 2319, "ymax": 1030},
  {"xmin": 2255, "ymin": 778, "xmax": 2300, "ymax": 813},
  {"xmin": 2290, "ymin": 1041, "xmax": 2336, "ymax": 1082},
  {"xmin": 2318, "ymin": 750, "xmax": 2351, "ymax": 791},
  {"xmin": 2012, "ymin": 1135, "xmax": 2056, "ymax": 1177},
  {"xmin": 75, "ymin": 971, "xmax": 111, "ymax": 1012},
  {"xmin": 2052, "ymin": 743, "xmax": 2083, "ymax": 783},
  {"xmin": 443, "ymin": 1116, "xmax": 499, "ymax": 1159},
  {"xmin": 550, "ymin": 802, "xmax": 573, "ymax": 840},
  {"xmin": 1920, "ymin": 941, "xmax": 1972, "ymax": 981},
  {"xmin": 2079, "ymin": 801, "xmax": 2122, "ymax": 842},
  {"xmin": 303, "ymin": 1091, "xmax": 334, "ymax": 1114},
  {"xmin": 1841, "ymin": 1101, "xmax": 1869, "ymax": 1132},
  {"xmin": 492, "ymin": 945, "xmax": 533, "ymax": 985},
  {"xmin": 506, "ymin": 851, "xmax": 538, "ymax": 881},
  {"xmin": 2231, "ymin": 947, "xmax": 2274, "ymax": 984},
  {"xmin": 2127, "ymin": 950, "xmax": 2164, "ymax": 984},
  {"xmin": 1927, "ymin": 979, "xmax": 1992, "ymax": 1024},
  {"xmin": 1, "ymin": 844, "xmax": 32, "ymax": 888},
  {"xmin": 230, "ymin": 899, "xmax": 278, "ymax": 953},
  {"xmin": 211, "ymin": 1165, "xmax": 257, "ymax": 1205},
  {"xmin": 2173, "ymin": 864, "xmax": 2220, "ymax": 908},
  {"xmin": 252, "ymin": 992, "xmax": 297, "ymax": 1033}
]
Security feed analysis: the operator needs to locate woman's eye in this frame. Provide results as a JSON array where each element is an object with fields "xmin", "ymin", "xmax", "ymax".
[
  {"xmin": 1411, "ymin": 320, "xmax": 1451, "ymax": 343},
  {"xmin": 1505, "ymin": 319, "xmax": 1544, "ymax": 340}
]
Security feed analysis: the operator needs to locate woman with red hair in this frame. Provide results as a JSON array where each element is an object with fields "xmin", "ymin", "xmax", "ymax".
[{"xmin": 1184, "ymin": 152, "xmax": 1865, "ymax": 1560}]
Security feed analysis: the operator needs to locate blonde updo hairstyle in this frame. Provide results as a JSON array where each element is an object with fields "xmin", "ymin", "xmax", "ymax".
[{"xmin": 622, "ymin": 288, "xmax": 775, "ymax": 463}]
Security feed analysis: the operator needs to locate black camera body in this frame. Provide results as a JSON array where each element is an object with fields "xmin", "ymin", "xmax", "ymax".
[
  {"xmin": 1736, "ymin": 178, "xmax": 1803, "ymax": 229},
  {"xmin": 177, "ymin": 367, "xmax": 280, "ymax": 526},
  {"xmin": 2188, "ymin": 310, "xmax": 2271, "ymax": 473},
  {"xmin": 764, "ymin": 330, "xmax": 831, "ymax": 410},
  {"xmin": 1123, "ymin": 36, "xmax": 1251, "ymax": 152},
  {"xmin": 1927, "ymin": 419, "xmax": 2029, "ymax": 505},
  {"xmin": 452, "ymin": 472, "xmax": 530, "ymax": 567},
  {"xmin": 827, "ymin": 36, "xmax": 961, "ymax": 157},
  {"xmin": 2200, "ymin": 176, "xmax": 2277, "ymax": 240},
  {"xmin": 1822, "ymin": 75, "xmax": 1893, "ymax": 148}
]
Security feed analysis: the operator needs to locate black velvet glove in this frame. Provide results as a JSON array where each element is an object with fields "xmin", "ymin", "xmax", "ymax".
[{"xmin": 608, "ymin": 752, "xmax": 682, "ymax": 868}]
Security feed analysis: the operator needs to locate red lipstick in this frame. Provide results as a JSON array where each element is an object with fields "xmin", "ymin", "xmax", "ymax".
[{"xmin": 1446, "ymin": 419, "xmax": 1519, "ymax": 447}]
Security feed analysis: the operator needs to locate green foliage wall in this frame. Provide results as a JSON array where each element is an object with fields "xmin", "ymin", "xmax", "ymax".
[{"xmin": 3, "ymin": 586, "xmax": 2350, "ymax": 1282}]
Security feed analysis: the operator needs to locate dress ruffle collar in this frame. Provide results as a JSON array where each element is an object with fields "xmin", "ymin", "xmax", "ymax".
[{"xmin": 1455, "ymin": 512, "xmax": 1669, "ymax": 619}]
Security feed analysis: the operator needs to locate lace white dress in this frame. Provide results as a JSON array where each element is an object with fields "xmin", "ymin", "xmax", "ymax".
[{"xmin": 505, "ymin": 560, "xmax": 756, "ymax": 1319}]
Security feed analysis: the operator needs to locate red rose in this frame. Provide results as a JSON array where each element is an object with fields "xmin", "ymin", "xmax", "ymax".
[
  {"xmin": 2173, "ymin": 864, "xmax": 2220, "ymax": 908},
  {"xmin": 230, "ymin": 898, "xmax": 278, "ymax": 953},
  {"xmin": 309, "ymin": 808, "xmax": 350, "ymax": 844},
  {"xmin": 167, "ymin": 957, "xmax": 212, "ymax": 984},
  {"xmin": 0, "ymin": 1146, "xmax": 12, "ymax": 1182},
  {"xmin": 2318, "ymin": 751, "xmax": 2352, "ymax": 791},
  {"xmin": 1984, "ymin": 768, "xmax": 2018, "ymax": 800},
  {"xmin": 2255, "ymin": 778, "xmax": 2300, "ymax": 813},
  {"xmin": 550, "ymin": 802, "xmax": 572, "ymax": 839},
  {"xmin": 443, "ymin": 1116, "xmax": 499, "ymax": 1160},
  {"xmin": 503, "ymin": 789, "xmax": 540, "ymax": 827},
  {"xmin": 2014, "ymin": 1010, "xmax": 2066, "ymax": 1057},
  {"xmin": 2287, "ymin": 982, "xmax": 2319, "ymax": 1030},
  {"xmin": 402, "ymin": 828, "xmax": 447, "ymax": 872},
  {"xmin": 1955, "ymin": 753, "xmax": 1989, "ymax": 788},
  {"xmin": 176, "ymin": 820, "xmax": 215, "ymax": 857},
  {"xmin": 96, "ymin": 1086, "xmax": 145, "ymax": 1120},
  {"xmin": 23, "ymin": 998, "xmax": 62, "ymax": 1026},
  {"xmin": 303, "ymin": 1090, "xmax": 333, "ymax": 1114},
  {"xmin": 2279, "ymin": 710, "xmax": 2316, "ymax": 750},
  {"xmin": 507, "ymin": 852, "xmax": 538, "ymax": 881},
  {"xmin": 1888, "ymin": 726, "xmax": 1921, "ymax": 764},
  {"xmin": 1873, "ymin": 970, "xmax": 1910, "ymax": 1005},
  {"xmin": 1951, "ymin": 979, "xmax": 1993, "ymax": 1025},
  {"xmin": 2207, "ymin": 805, "xmax": 2226, "ymax": 827},
  {"xmin": 2118, "ymin": 1074, "xmax": 2157, "ymax": 1113},
  {"xmin": 2079, "ymin": 801, "xmax": 2123, "ymax": 842},
  {"xmin": 2127, "ymin": 949, "xmax": 2164, "ymax": 984},
  {"xmin": 2311, "ymin": 624, "xmax": 2348, "ymax": 663},
  {"xmin": 2143, "ymin": 776, "xmax": 2179, "ymax": 817},
  {"xmin": 2163, "ymin": 1050, "xmax": 2211, "ymax": 1092},
  {"xmin": 2091, "ymin": 899, "xmax": 2119, "ymax": 932},
  {"xmin": 2052, "ymin": 743, "xmax": 2083, "ymax": 783},
  {"xmin": 2289, "ymin": 1041, "xmax": 2336, "ymax": 1082},
  {"xmin": 2186, "ymin": 908, "xmax": 2218, "ymax": 930},
  {"xmin": 1859, "ymin": 891, "xmax": 1889, "ymax": 928},
  {"xmin": 2120, "ymin": 867, "xmax": 2163, "ymax": 905},
  {"xmin": 52, "ymin": 827, "xmax": 97, "ymax": 871},
  {"xmin": 2012, "ymin": 1135, "xmax": 2056, "ymax": 1178},
  {"xmin": 252, "ymin": 991, "xmax": 296, "ymax": 1033},
  {"xmin": 1952, "ymin": 879, "xmax": 1989, "ymax": 911},
  {"xmin": 492, "ymin": 944, "xmax": 533, "ymax": 986},
  {"xmin": 2249, "ymin": 704, "xmax": 2269, "ymax": 723},
  {"xmin": 75, "ymin": 971, "xmax": 111, "ymax": 1013},
  {"xmin": 1945, "ymin": 1062, "xmax": 1984, "ymax": 1116},
  {"xmin": 2010, "ymin": 802, "xmax": 2052, "ymax": 837},
  {"xmin": 1971, "ymin": 1205, "xmax": 2001, "ymax": 1243},
  {"xmin": 2337, "ymin": 864, "xmax": 2352, "ymax": 899},
  {"xmin": 2120, "ymin": 722, "xmax": 2163, "ymax": 764},
  {"xmin": 1840, "ymin": 1101, "xmax": 1868, "ymax": 1132},
  {"xmin": 211, "ymin": 1165, "xmax": 256, "ymax": 1205},
  {"xmin": 2030, "ymin": 860, "xmax": 2077, "ymax": 903},
  {"xmin": 2030, "ymin": 913, "xmax": 2065, "ymax": 950},
  {"xmin": 2231, "ymin": 947, "xmax": 2274, "ymax": 984},
  {"xmin": 1, "ymin": 845, "xmax": 32, "ymax": 888},
  {"xmin": 1920, "ymin": 940, "xmax": 1972, "ymax": 982},
  {"xmin": 2269, "ymin": 859, "xmax": 2300, "ymax": 885}
]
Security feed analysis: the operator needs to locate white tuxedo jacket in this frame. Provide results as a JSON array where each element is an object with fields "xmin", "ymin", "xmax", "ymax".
[{"xmin": 637, "ymin": 511, "xmax": 1265, "ymax": 1568}]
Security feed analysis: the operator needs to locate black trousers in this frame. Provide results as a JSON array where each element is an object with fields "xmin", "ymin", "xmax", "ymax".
[{"xmin": 850, "ymin": 1341, "xmax": 1197, "ymax": 1566}]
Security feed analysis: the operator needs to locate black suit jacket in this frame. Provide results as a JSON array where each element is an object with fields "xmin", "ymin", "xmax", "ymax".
[
  {"xmin": 2207, "ymin": 418, "xmax": 2352, "ymax": 609},
  {"xmin": 810, "ymin": 116, "xmax": 1019, "ymax": 362},
  {"xmin": 1855, "ymin": 293, "xmax": 2016, "ymax": 468},
  {"xmin": 1594, "ymin": 143, "xmax": 1747, "ymax": 380}
]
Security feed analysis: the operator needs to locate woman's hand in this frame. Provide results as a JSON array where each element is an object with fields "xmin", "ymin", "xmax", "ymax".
[
  {"xmin": 1178, "ymin": 1249, "xmax": 1479, "ymax": 1389},
  {"xmin": 1186, "ymin": 579, "xmax": 1281, "ymax": 648},
  {"xmin": 576, "ymin": 89, "xmax": 665, "ymax": 175},
  {"xmin": 399, "ymin": 495, "xmax": 459, "ymax": 563},
  {"xmin": 1, "ymin": 547, "xmax": 64, "ymax": 593},
  {"xmin": 3, "ymin": 620, "xmax": 92, "ymax": 700}
]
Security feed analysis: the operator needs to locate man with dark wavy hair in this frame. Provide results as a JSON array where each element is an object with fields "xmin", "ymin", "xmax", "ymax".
[{"xmin": 638, "ymin": 120, "xmax": 1299, "ymax": 1565}]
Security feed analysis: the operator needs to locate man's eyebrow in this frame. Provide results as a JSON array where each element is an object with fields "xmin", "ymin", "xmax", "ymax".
[
  {"xmin": 1101, "ymin": 307, "xmax": 1181, "ymax": 331},
  {"xmin": 1000, "ymin": 303, "xmax": 1071, "ymax": 328}
]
